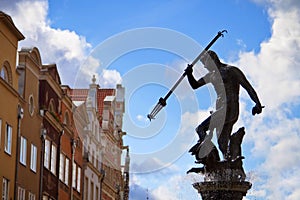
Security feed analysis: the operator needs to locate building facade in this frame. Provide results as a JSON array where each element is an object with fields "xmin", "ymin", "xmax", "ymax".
[
  {"xmin": 0, "ymin": 11, "xmax": 129, "ymax": 200},
  {"xmin": 39, "ymin": 64, "xmax": 83, "ymax": 200},
  {"xmin": 0, "ymin": 11, "xmax": 25, "ymax": 200},
  {"xmin": 39, "ymin": 63, "xmax": 65, "ymax": 199},
  {"xmin": 72, "ymin": 77, "xmax": 105, "ymax": 200},
  {"xmin": 100, "ymin": 85, "xmax": 126, "ymax": 200},
  {"xmin": 69, "ymin": 79, "xmax": 129, "ymax": 200},
  {"xmin": 60, "ymin": 85, "xmax": 84, "ymax": 200},
  {"xmin": 17, "ymin": 47, "xmax": 44, "ymax": 200}
]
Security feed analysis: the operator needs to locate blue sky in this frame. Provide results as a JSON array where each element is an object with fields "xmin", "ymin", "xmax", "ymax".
[{"xmin": 2, "ymin": 0, "xmax": 300, "ymax": 199}]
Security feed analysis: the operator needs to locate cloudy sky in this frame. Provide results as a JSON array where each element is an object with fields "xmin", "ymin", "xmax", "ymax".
[{"xmin": 1, "ymin": 0, "xmax": 300, "ymax": 199}]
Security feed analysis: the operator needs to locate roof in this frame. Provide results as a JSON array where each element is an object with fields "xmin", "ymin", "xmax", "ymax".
[
  {"xmin": 96, "ymin": 89, "xmax": 115, "ymax": 114},
  {"xmin": 42, "ymin": 64, "xmax": 62, "ymax": 85},
  {"xmin": 68, "ymin": 89, "xmax": 89, "ymax": 101},
  {"xmin": 69, "ymin": 88, "xmax": 115, "ymax": 115}
]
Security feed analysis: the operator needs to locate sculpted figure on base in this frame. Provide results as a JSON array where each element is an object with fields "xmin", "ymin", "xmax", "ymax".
[{"xmin": 185, "ymin": 50, "xmax": 263, "ymax": 174}]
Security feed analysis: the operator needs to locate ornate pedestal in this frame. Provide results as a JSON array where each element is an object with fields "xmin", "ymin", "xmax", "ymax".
[
  {"xmin": 192, "ymin": 168, "xmax": 252, "ymax": 200},
  {"xmin": 187, "ymin": 127, "xmax": 254, "ymax": 199},
  {"xmin": 193, "ymin": 181, "xmax": 251, "ymax": 200}
]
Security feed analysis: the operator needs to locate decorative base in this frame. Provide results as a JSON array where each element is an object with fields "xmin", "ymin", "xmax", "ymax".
[
  {"xmin": 193, "ymin": 181, "xmax": 251, "ymax": 200},
  {"xmin": 192, "ymin": 167, "xmax": 251, "ymax": 200},
  {"xmin": 188, "ymin": 127, "xmax": 252, "ymax": 199}
]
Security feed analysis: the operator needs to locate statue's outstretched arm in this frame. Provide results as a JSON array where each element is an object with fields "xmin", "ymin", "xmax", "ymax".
[{"xmin": 234, "ymin": 68, "xmax": 263, "ymax": 114}]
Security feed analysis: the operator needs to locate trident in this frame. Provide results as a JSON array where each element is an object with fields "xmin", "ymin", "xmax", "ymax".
[{"xmin": 147, "ymin": 30, "xmax": 227, "ymax": 121}]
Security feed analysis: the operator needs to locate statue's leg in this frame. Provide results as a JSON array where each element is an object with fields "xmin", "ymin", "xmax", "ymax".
[
  {"xmin": 195, "ymin": 116, "xmax": 211, "ymax": 142},
  {"xmin": 213, "ymin": 104, "xmax": 238, "ymax": 160},
  {"xmin": 228, "ymin": 127, "xmax": 245, "ymax": 160},
  {"xmin": 217, "ymin": 123, "xmax": 233, "ymax": 160}
]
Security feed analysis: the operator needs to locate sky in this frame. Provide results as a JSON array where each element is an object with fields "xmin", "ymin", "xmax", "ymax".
[{"xmin": 1, "ymin": 0, "xmax": 300, "ymax": 199}]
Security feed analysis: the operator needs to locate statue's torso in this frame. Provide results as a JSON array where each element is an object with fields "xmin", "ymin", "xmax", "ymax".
[{"xmin": 208, "ymin": 66, "xmax": 240, "ymax": 120}]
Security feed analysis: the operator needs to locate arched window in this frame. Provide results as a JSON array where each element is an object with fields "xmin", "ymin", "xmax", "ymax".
[
  {"xmin": 0, "ymin": 66, "xmax": 8, "ymax": 80},
  {"xmin": 0, "ymin": 61, "xmax": 12, "ymax": 85},
  {"xmin": 49, "ymin": 99, "xmax": 55, "ymax": 113},
  {"xmin": 64, "ymin": 112, "xmax": 70, "ymax": 127},
  {"xmin": 28, "ymin": 95, "xmax": 35, "ymax": 116}
]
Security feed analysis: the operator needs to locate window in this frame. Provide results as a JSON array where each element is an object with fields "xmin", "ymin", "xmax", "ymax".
[
  {"xmin": 2, "ymin": 178, "xmax": 9, "ymax": 200},
  {"xmin": 58, "ymin": 154, "xmax": 70, "ymax": 185},
  {"xmin": 30, "ymin": 144, "xmax": 37, "ymax": 172},
  {"xmin": 44, "ymin": 141, "xmax": 60, "ymax": 175},
  {"xmin": 84, "ymin": 177, "xmax": 88, "ymax": 200},
  {"xmin": 90, "ymin": 181, "xmax": 94, "ymax": 200},
  {"xmin": 77, "ymin": 167, "xmax": 81, "ymax": 192},
  {"xmin": 96, "ymin": 186, "xmax": 99, "ymax": 200},
  {"xmin": 28, "ymin": 95, "xmax": 34, "ymax": 116},
  {"xmin": 0, "ymin": 61, "xmax": 12, "ymax": 85},
  {"xmin": 92, "ymin": 150, "xmax": 94, "ymax": 166},
  {"xmin": 64, "ymin": 112, "xmax": 70, "ymax": 127},
  {"xmin": 95, "ymin": 154, "xmax": 98, "ymax": 169},
  {"xmin": 64, "ymin": 157, "xmax": 69, "ymax": 185},
  {"xmin": 0, "ymin": 66, "xmax": 7, "ymax": 80},
  {"xmin": 72, "ymin": 163, "xmax": 76, "ymax": 188},
  {"xmin": 59, "ymin": 153, "xmax": 65, "ymax": 181},
  {"xmin": 71, "ymin": 163, "xmax": 81, "ymax": 192},
  {"xmin": 17, "ymin": 186, "xmax": 25, "ymax": 200},
  {"xmin": 48, "ymin": 99, "xmax": 55, "ymax": 113},
  {"xmin": 4, "ymin": 124, "xmax": 12, "ymax": 155},
  {"xmin": 0, "ymin": 66, "xmax": 8, "ymax": 81},
  {"xmin": 28, "ymin": 192, "xmax": 35, "ymax": 200},
  {"xmin": 20, "ymin": 136, "xmax": 27, "ymax": 165},
  {"xmin": 50, "ymin": 144, "xmax": 57, "ymax": 175},
  {"xmin": 44, "ymin": 139, "xmax": 50, "ymax": 169}
]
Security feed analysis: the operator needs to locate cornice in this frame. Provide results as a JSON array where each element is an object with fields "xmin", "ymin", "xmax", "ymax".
[
  {"xmin": 0, "ymin": 77, "xmax": 19, "ymax": 98},
  {"xmin": 0, "ymin": 11, "xmax": 25, "ymax": 40}
]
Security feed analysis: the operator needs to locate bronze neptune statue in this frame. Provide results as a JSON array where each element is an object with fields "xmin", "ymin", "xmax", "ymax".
[{"xmin": 185, "ymin": 50, "xmax": 263, "ymax": 176}]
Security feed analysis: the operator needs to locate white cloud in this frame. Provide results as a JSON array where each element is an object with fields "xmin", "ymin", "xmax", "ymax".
[
  {"xmin": 256, "ymin": 117, "xmax": 300, "ymax": 199},
  {"xmin": 1, "ymin": 0, "xmax": 123, "ymax": 88},
  {"xmin": 232, "ymin": 1, "xmax": 300, "ymax": 199},
  {"xmin": 179, "ymin": 110, "xmax": 210, "ymax": 134},
  {"xmin": 151, "ymin": 174, "xmax": 200, "ymax": 200},
  {"xmin": 130, "ymin": 172, "xmax": 200, "ymax": 200},
  {"xmin": 238, "ymin": 108, "xmax": 300, "ymax": 199},
  {"xmin": 130, "ymin": 174, "xmax": 142, "ymax": 186},
  {"xmin": 98, "ymin": 69, "xmax": 122, "ymax": 88},
  {"xmin": 136, "ymin": 114, "xmax": 149, "ymax": 125},
  {"xmin": 1, "ymin": 0, "xmax": 92, "ymax": 85},
  {"xmin": 152, "ymin": 185, "xmax": 177, "ymax": 200},
  {"xmin": 131, "ymin": 157, "xmax": 179, "ymax": 174},
  {"xmin": 238, "ymin": 2, "xmax": 300, "ymax": 110},
  {"xmin": 129, "ymin": 182, "xmax": 154, "ymax": 200},
  {"xmin": 10, "ymin": 1, "xmax": 49, "ymax": 37},
  {"xmin": 76, "ymin": 56, "xmax": 101, "ymax": 86},
  {"xmin": 175, "ymin": 110, "xmax": 211, "ymax": 153}
]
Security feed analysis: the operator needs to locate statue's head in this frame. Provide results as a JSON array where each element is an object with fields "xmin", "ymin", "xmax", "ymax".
[{"xmin": 200, "ymin": 50, "xmax": 221, "ymax": 71}]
